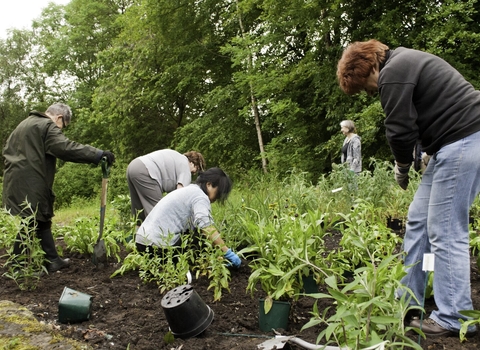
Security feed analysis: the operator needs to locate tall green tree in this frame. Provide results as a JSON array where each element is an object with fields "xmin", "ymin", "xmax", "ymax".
[
  {"xmin": 32, "ymin": 0, "xmax": 125, "ymax": 148},
  {"xmin": 93, "ymin": 0, "xmax": 241, "ymax": 161}
]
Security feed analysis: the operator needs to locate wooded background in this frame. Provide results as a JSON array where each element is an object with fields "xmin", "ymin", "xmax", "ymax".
[{"xmin": 1, "ymin": 0, "xmax": 479, "ymax": 185}]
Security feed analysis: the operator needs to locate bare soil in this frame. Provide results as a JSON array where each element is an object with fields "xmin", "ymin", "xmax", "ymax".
[{"xmin": 1, "ymin": 229, "xmax": 480, "ymax": 349}]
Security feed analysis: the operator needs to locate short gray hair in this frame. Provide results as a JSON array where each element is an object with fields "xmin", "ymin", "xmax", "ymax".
[
  {"xmin": 340, "ymin": 120, "xmax": 356, "ymax": 133},
  {"xmin": 46, "ymin": 103, "xmax": 72, "ymax": 125}
]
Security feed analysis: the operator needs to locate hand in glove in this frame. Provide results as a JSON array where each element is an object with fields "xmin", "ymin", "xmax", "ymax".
[
  {"xmin": 102, "ymin": 151, "xmax": 115, "ymax": 166},
  {"xmin": 422, "ymin": 153, "xmax": 431, "ymax": 167},
  {"xmin": 394, "ymin": 162, "xmax": 410, "ymax": 190},
  {"xmin": 224, "ymin": 249, "xmax": 241, "ymax": 268}
]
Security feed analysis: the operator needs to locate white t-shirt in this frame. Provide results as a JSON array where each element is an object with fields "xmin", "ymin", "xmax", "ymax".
[
  {"xmin": 139, "ymin": 149, "xmax": 191, "ymax": 192},
  {"xmin": 136, "ymin": 184, "xmax": 213, "ymax": 247}
]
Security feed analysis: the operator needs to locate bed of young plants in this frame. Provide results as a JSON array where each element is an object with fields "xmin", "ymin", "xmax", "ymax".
[{"xmin": 2, "ymin": 160, "xmax": 480, "ymax": 349}]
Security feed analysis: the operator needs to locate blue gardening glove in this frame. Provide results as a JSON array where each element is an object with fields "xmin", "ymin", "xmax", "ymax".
[
  {"xmin": 224, "ymin": 249, "xmax": 241, "ymax": 268},
  {"xmin": 394, "ymin": 162, "xmax": 410, "ymax": 190}
]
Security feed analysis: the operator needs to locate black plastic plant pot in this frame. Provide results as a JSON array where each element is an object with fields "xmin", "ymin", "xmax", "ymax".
[{"xmin": 161, "ymin": 284, "xmax": 214, "ymax": 339}]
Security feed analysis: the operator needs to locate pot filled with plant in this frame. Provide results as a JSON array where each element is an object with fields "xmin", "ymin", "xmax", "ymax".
[{"xmin": 241, "ymin": 208, "xmax": 332, "ymax": 332}]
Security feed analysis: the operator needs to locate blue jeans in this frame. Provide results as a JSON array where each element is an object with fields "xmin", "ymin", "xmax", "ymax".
[{"xmin": 398, "ymin": 130, "xmax": 480, "ymax": 331}]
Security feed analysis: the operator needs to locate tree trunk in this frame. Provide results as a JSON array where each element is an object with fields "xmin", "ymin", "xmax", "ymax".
[{"xmin": 236, "ymin": 0, "xmax": 268, "ymax": 173}]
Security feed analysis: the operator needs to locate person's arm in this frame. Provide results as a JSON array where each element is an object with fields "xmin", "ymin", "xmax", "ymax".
[
  {"xmin": 202, "ymin": 225, "xmax": 241, "ymax": 267},
  {"xmin": 350, "ymin": 137, "xmax": 361, "ymax": 169},
  {"xmin": 202, "ymin": 226, "xmax": 228, "ymax": 252},
  {"xmin": 45, "ymin": 123, "xmax": 103, "ymax": 164}
]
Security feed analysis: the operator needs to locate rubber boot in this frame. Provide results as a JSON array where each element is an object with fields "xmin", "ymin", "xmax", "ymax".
[
  {"xmin": 11, "ymin": 231, "xmax": 44, "ymax": 278},
  {"xmin": 10, "ymin": 232, "xmax": 27, "ymax": 272},
  {"xmin": 37, "ymin": 228, "xmax": 70, "ymax": 273}
]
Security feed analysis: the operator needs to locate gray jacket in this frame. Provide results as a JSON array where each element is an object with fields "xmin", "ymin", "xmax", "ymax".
[{"xmin": 341, "ymin": 134, "xmax": 362, "ymax": 173}]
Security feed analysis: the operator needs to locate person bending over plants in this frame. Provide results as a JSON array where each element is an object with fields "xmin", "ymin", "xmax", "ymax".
[
  {"xmin": 126, "ymin": 149, "xmax": 206, "ymax": 228},
  {"xmin": 135, "ymin": 167, "xmax": 241, "ymax": 268},
  {"xmin": 337, "ymin": 39, "xmax": 480, "ymax": 338}
]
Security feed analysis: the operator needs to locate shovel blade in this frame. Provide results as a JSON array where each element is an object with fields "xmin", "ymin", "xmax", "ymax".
[
  {"xmin": 93, "ymin": 240, "xmax": 107, "ymax": 266},
  {"xmin": 257, "ymin": 336, "xmax": 290, "ymax": 349}
]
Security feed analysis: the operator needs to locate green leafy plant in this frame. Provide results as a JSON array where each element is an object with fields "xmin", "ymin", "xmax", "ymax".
[
  {"xmin": 242, "ymin": 207, "xmax": 332, "ymax": 313},
  {"xmin": 59, "ymin": 216, "xmax": 123, "ymax": 262},
  {"xmin": 459, "ymin": 310, "xmax": 480, "ymax": 342},
  {"xmin": 193, "ymin": 234, "xmax": 232, "ymax": 301},
  {"xmin": 0, "ymin": 208, "xmax": 20, "ymax": 249},
  {"xmin": 112, "ymin": 232, "xmax": 232, "ymax": 299},
  {"xmin": 331, "ymin": 199, "xmax": 402, "ymax": 276},
  {"xmin": 111, "ymin": 240, "xmax": 193, "ymax": 294},
  {"xmin": 1, "ymin": 204, "xmax": 46, "ymax": 291},
  {"xmin": 302, "ymin": 254, "xmax": 423, "ymax": 349}
]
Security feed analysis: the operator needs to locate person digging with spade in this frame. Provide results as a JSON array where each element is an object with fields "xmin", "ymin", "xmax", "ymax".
[{"xmin": 2, "ymin": 103, "xmax": 115, "ymax": 274}]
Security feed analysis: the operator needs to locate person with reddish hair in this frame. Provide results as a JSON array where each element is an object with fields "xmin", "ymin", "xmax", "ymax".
[
  {"xmin": 337, "ymin": 40, "xmax": 480, "ymax": 338},
  {"xmin": 337, "ymin": 40, "xmax": 388, "ymax": 95}
]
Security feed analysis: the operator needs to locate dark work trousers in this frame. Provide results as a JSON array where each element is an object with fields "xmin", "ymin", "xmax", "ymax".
[{"xmin": 13, "ymin": 220, "xmax": 58, "ymax": 262}]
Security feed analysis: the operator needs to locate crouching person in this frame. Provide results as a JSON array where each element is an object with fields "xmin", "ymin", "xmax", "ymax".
[{"xmin": 135, "ymin": 167, "xmax": 241, "ymax": 268}]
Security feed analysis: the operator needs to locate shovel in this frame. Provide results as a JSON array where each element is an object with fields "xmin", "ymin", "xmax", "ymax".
[{"xmin": 93, "ymin": 157, "xmax": 110, "ymax": 267}]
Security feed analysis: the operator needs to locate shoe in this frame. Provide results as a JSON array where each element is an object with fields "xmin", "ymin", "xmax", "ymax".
[
  {"xmin": 410, "ymin": 318, "xmax": 477, "ymax": 338},
  {"xmin": 47, "ymin": 257, "xmax": 70, "ymax": 273},
  {"xmin": 404, "ymin": 309, "xmax": 423, "ymax": 326}
]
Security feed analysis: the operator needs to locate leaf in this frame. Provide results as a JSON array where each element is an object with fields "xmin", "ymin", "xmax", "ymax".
[
  {"xmin": 369, "ymin": 316, "xmax": 400, "ymax": 324},
  {"xmin": 163, "ymin": 331, "xmax": 175, "ymax": 344},
  {"xmin": 263, "ymin": 297, "xmax": 273, "ymax": 314},
  {"xmin": 459, "ymin": 310, "xmax": 480, "ymax": 318}
]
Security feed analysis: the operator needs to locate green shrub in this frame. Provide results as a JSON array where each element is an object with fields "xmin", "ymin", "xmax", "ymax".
[{"xmin": 53, "ymin": 160, "xmax": 129, "ymax": 210}]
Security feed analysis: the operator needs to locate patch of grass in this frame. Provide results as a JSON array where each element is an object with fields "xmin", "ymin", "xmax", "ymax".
[{"xmin": 54, "ymin": 198, "xmax": 101, "ymax": 227}]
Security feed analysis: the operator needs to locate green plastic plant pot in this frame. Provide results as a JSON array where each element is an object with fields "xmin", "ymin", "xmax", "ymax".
[
  {"xmin": 161, "ymin": 284, "xmax": 214, "ymax": 339},
  {"xmin": 58, "ymin": 287, "xmax": 93, "ymax": 324},
  {"xmin": 258, "ymin": 299, "xmax": 290, "ymax": 332},
  {"xmin": 302, "ymin": 275, "xmax": 318, "ymax": 294}
]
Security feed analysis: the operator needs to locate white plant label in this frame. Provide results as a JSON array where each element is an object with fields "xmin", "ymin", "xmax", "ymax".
[
  {"xmin": 331, "ymin": 187, "xmax": 343, "ymax": 193},
  {"xmin": 422, "ymin": 253, "xmax": 435, "ymax": 271}
]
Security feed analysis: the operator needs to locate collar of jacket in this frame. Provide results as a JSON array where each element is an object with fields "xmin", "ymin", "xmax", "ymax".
[
  {"xmin": 379, "ymin": 49, "xmax": 392, "ymax": 72},
  {"xmin": 29, "ymin": 110, "xmax": 49, "ymax": 119}
]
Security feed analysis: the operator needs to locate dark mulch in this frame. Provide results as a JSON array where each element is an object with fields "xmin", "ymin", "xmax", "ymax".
[{"xmin": 1, "ymin": 229, "xmax": 480, "ymax": 349}]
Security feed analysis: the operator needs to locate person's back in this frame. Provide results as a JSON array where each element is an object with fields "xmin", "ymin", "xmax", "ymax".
[
  {"xmin": 380, "ymin": 47, "xmax": 480, "ymax": 161},
  {"xmin": 140, "ymin": 149, "xmax": 191, "ymax": 193},
  {"xmin": 136, "ymin": 184, "xmax": 212, "ymax": 247}
]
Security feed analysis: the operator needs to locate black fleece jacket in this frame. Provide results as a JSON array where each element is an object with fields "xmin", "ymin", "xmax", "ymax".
[{"xmin": 378, "ymin": 47, "xmax": 480, "ymax": 164}]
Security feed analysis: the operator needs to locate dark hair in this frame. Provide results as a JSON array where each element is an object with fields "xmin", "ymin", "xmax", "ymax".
[
  {"xmin": 337, "ymin": 39, "xmax": 389, "ymax": 95},
  {"xmin": 196, "ymin": 167, "xmax": 232, "ymax": 203}
]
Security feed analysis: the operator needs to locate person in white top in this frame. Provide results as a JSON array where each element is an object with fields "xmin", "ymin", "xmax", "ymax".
[
  {"xmin": 135, "ymin": 167, "xmax": 241, "ymax": 268},
  {"xmin": 127, "ymin": 149, "xmax": 206, "ymax": 227}
]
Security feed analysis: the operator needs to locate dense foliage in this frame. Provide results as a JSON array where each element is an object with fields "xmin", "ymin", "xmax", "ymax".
[{"xmin": 1, "ymin": 0, "xmax": 480, "ymax": 200}]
